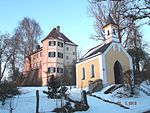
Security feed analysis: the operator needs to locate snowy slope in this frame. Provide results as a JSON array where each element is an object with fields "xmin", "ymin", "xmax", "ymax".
[
  {"xmin": 92, "ymin": 84, "xmax": 150, "ymax": 113},
  {"xmin": 0, "ymin": 87, "xmax": 62, "ymax": 113},
  {"xmin": 0, "ymin": 84, "xmax": 150, "ymax": 113}
]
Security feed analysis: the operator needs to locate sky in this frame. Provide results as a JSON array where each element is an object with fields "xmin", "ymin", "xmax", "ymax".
[{"xmin": 0, "ymin": 0, "xmax": 149, "ymax": 55}]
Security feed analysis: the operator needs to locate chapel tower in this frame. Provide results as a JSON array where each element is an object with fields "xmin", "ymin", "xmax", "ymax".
[{"xmin": 102, "ymin": 14, "xmax": 119, "ymax": 44}]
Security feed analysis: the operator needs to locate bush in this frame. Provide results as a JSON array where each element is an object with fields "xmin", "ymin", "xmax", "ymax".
[{"xmin": 0, "ymin": 80, "xmax": 20, "ymax": 105}]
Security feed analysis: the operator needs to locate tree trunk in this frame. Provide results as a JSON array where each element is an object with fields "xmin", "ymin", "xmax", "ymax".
[
  {"xmin": 0, "ymin": 55, "xmax": 1, "ymax": 82},
  {"xmin": 133, "ymin": 29, "xmax": 140, "ymax": 80}
]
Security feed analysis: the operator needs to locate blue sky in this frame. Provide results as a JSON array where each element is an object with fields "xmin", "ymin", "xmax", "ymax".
[{"xmin": 0, "ymin": 0, "xmax": 149, "ymax": 54}]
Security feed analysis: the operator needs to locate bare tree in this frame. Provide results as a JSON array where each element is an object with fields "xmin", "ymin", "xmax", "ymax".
[
  {"xmin": 7, "ymin": 33, "xmax": 23, "ymax": 84},
  {"xmin": 16, "ymin": 17, "xmax": 43, "ymax": 69},
  {"xmin": 0, "ymin": 34, "xmax": 18, "ymax": 81},
  {"xmin": 126, "ymin": 24, "xmax": 150, "ymax": 83},
  {"xmin": 123, "ymin": 0, "xmax": 150, "ymax": 23},
  {"xmin": 88, "ymin": 0, "xmax": 148, "ymax": 46},
  {"xmin": 88, "ymin": 1, "xmax": 130, "ymax": 42},
  {"xmin": 77, "ymin": 47, "xmax": 84, "ymax": 61},
  {"xmin": 0, "ymin": 17, "xmax": 43, "ymax": 83},
  {"xmin": 14, "ymin": 17, "xmax": 43, "ymax": 85},
  {"xmin": 16, "ymin": 17, "xmax": 43, "ymax": 56},
  {"xmin": 0, "ymin": 34, "xmax": 9, "ymax": 81}
]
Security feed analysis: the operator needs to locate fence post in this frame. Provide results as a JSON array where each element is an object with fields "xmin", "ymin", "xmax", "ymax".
[
  {"xmin": 9, "ymin": 98, "xmax": 13, "ymax": 113},
  {"xmin": 82, "ymin": 90, "xmax": 88, "ymax": 106},
  {"xmin": 36, "ymin": 90, "xmax": 39, "ymax": 113}
]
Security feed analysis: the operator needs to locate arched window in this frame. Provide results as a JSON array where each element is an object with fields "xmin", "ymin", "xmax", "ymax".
[
  {"xmin": 82, "ymin": 68, "xmax": 85, "ymax": 80},
  {"xmin": 107, "ymin": 30, "xmax": 110, "ymax": 36},
  {"xmin": 90, "ymin": 64, "xmax": 95, "ymax": 78}
]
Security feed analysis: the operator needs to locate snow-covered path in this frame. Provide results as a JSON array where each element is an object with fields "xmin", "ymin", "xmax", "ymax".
[
  {"xmin": 81, "ymin": 95, "xmax": 128, "ymax": 113},
  {"xmin": 76, "ymin": 95, "xmax": 141, "ymax": 113}
]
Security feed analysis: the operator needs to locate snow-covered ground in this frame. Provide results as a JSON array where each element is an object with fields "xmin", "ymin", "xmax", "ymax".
[
  {"xmin": 0, "ymin": 81, "xmax": 150, "ymax": 113},
  {"xmin": 91, "ymin": 85, "xmax": 150, "ymax": 113},
  {"xmin": 0, "ymin": 87, "xmax": 63, "ymax": 113}
]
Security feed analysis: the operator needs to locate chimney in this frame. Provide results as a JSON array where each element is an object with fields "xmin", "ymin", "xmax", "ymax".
[{"xmin": 56, "ymin": 26, "xmax": 60, "ymax": 32}]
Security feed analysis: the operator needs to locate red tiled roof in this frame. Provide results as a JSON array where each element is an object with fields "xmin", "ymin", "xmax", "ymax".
[
  {"xmin": 41, "ymin": 27, "xmax": 77, "ymax": 46},
  {"xmin": 25, "ymin": 47, "xmax": 42, "ymax": 58}
]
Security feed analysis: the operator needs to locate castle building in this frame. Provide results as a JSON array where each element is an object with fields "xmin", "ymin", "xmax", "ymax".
[
  {"xmin": 76, "ymin": 14, "xmax": 133, "ymax": 88},
  {"xmin": 23, "ymin": 26, "xmax": 77, "ymax": 85}
]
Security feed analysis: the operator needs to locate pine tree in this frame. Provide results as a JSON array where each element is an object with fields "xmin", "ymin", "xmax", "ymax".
[{"xmin": 47, "ymin": 75, "xmax": 61, "ymax": 98}]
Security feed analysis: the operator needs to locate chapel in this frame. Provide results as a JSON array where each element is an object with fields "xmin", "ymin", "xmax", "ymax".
[{"xmin": 76, "ymin": 14, "xmax": 133, "ymax": 88}]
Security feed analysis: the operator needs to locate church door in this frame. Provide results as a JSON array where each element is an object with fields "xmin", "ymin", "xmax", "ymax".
[{"xmin": 114, "ymin": 61, "xmax": 123, "ymax": 84}]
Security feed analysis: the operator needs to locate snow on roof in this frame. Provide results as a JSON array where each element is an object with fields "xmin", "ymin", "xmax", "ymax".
[
  {"xmin": 58, "ymin": 36, "xmax": 64, "ymax": 41},
  {"xmin": 83, "ymin": 43, "xmax": 104, "ymax": 58},
  {"xmin": 79, "ymin": 42, "xmax": 112, "ymax": 61},
  {"xmin": 65, "ymin": 41, "xmax": 77, "ymax": 46}
]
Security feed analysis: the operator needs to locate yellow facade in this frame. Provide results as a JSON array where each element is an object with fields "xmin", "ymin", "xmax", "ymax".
[
  {"xmin": 76, "ymin": 43, "xmax": 132, "ymax": 88},
  {"xmin": 105, "ymin": 45, "xmax": 131, "ymax": 84},
  {"xmin": 76, "ymin": 57, "xmax": 100, "ymax": 88}
]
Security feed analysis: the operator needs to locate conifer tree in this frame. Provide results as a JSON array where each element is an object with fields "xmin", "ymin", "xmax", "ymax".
[{"xmin": 47, "ymin": 75, "xmax": 61, "ymax": 98}]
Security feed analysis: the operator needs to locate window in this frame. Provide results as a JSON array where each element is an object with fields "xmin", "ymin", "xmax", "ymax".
[
  {"xmin": 49, "ymin": 41, "xmax": 56, "ymax": 46},
  {"xmin": 57, "ymin": 68, "xmax": 63, "ymax": 73},
  {"xmin": 58, "ymin": 42, "xmax": 63, "ymax": 47},
  {"xmin": 73, "ymin": 52, "xmax": 75, "ymax": 55},
  {"xmin": 40, "ymin": 52, "xmax": 42, "ymax": 57},
  {"xmin": 33, "ymin": 55, "xmax": 36, "ymax": 60},
  {"xmin": 90, "ymin": 64, "xmax": 95, "ymax": 78},
  {"xmin": 48, "ymin": 67, "xmax": 56, "ymax": 73},
  {"xmin": 66, "ymin": 47, "xmax": 69, "ymax": 51},
  {"xmin": 82, "ymin": 68, "xmax": 85, "ymax": 80},
  {"xmin": 37, "ymin": 53, "xmax": 38, "ymax": 58},
  {"xmin": 58, "ymin": 52, "xmax": 63, "ymax": 58},
  {"xmin": 66, "ymin": 56, "xmax": 69, "ymax": 60},
  {"xmin": 61, "ymin": 43, "xmax": 63, "ymax": 47},
  {"xmin": 107, "ymin": 30, "xmax": 110, "ymax": 36},
  {"xmin": 48, "ymin": 52, "xmax": 56, "ymax": 57}
]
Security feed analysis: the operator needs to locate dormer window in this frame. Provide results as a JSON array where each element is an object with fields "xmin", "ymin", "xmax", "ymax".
[{"xmin": 107, "ymin": 30, "xmax": 110, "ymax": 36}]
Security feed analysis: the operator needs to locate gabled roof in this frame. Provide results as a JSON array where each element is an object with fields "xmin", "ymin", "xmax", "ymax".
[
  {"xmin": 25, "ymin": 47, "xmax": 42, "ymax": 58},
  {"xmin": 103, "ymin": 14, "xmax": 116, "ymax": 28},
  {"xmin": 41, "ymin": 27, "xmax": 77, "ymax": 46},
  {"xmin": 79, "ymin": 42, "xmax": 112, "ymax": 62}
]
